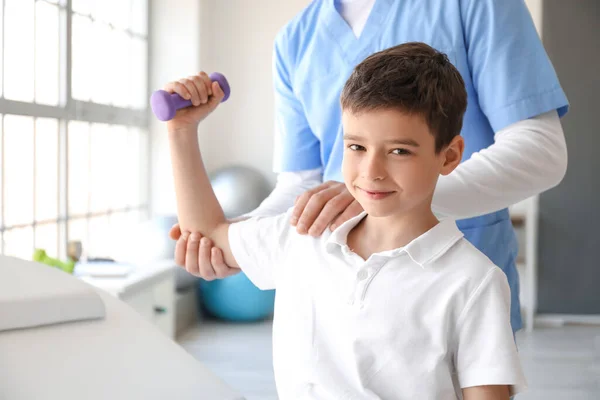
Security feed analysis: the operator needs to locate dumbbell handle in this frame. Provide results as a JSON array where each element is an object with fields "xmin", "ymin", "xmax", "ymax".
[{"xmin": 150, "ymin": 72, "xmax": 230, "ymax": 121}]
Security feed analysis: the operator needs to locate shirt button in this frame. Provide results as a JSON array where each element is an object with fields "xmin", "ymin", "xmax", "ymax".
[{"xmin": 357, "ymin": 270, "xmax": 369, "ymax": 281}]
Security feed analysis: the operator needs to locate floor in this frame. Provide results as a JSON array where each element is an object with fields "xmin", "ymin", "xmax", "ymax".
[{"xmin": 178, "ymin": 318, "xmax": 600, "ymax": 399}]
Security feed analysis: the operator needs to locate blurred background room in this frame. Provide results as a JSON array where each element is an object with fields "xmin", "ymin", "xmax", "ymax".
[{"xmin": 0, "ymin": 1, "xmax": 598, "ymax": 399}]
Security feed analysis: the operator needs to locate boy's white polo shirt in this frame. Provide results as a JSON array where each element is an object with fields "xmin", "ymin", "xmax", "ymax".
[{"xmin": 229, "ymin": 209, "xmax": 527, "ymax": 399}]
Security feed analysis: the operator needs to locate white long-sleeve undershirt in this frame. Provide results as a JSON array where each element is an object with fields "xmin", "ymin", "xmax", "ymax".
[{"xmin": 246, "ymin": 111, "xmax": 567, "ymax": 220}]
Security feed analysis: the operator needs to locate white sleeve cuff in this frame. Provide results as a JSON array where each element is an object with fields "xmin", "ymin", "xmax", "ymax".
[{"xmin": 459, "ymin": 363, "xmax": 528, "ymax": 396}]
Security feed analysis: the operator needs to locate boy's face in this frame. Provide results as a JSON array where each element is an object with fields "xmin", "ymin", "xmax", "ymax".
[{"xmin": 341, "ymin": 108, "xmax": 463, "ymax": 218}]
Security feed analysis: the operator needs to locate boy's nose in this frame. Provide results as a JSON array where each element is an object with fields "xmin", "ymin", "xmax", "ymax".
[{"xmin": 361, "ymin": 155, "xmax": 386, "ymax": 181}]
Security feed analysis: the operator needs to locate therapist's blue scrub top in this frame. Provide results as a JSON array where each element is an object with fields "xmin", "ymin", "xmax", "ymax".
[{"xmin": 272, "ymin": 0, "xmax": 569, "ymax": 333}]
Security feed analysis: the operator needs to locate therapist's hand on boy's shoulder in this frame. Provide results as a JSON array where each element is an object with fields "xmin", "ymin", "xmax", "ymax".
[
  {"xmin": 290, "ymin": 181, "xmax": 363, "ymax": 236},
  {"xmin": 163, "ymin": 71, "xmax": 225, "ymax": 133},
  {"xmin": 171, "ymin": 227, "xmax": 239, "ymax": 280}
]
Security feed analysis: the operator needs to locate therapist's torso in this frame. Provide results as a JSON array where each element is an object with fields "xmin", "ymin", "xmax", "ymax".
[{"xmin": 274, "ymin": 0, "xmax": 569, "ymax": 332}]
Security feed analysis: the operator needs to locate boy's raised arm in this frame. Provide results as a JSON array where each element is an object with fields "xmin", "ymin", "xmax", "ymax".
[{"xmin": 165, "ymin": 72, "xmax": 239, "ymax": 269}]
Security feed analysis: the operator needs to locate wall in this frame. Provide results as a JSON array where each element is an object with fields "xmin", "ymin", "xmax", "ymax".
[
  {"xmin": 524, "ymin": 0, "xmax": 543, "ymax": 36},
  {"xmin": 149, "ymin": 0, "xmax": 203, "ymax": 215},
  {"xmin": 537, "ymin": 1, "xmax": 600, "ymax": 314}
]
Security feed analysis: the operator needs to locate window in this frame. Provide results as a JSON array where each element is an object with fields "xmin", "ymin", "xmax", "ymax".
[{"xmin": 0, "ymin": 0, "xmax": 149, "ymax": 261}]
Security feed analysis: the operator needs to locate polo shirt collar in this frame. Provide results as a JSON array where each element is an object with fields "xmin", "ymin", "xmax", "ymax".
[{"xmin": 326, "ymin": 213, "xmax": 464, "ymax": 268}]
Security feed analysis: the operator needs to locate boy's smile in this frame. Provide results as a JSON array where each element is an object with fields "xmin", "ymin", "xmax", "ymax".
[{"xmin": 356, "ymin": 187, "xmax": 396, "ymax": 200}]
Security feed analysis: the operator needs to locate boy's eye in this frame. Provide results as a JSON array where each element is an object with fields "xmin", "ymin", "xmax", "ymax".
[
  {"xmin": 348, "ymin": 144, "xmax": 365, "ymax": 151},
  {"xmin": 392, "ymin": 148, "xmax": 411, "ymax": 155}
]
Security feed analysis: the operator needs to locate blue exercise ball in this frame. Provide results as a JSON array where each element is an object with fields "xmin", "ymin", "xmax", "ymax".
[
  {"xmin": 198, "ymin": 165, "xmax": 275, "ymax": 322},
  {"xmin": 199, "ymin": 273, "xmax": 275, "ymax": 322}
]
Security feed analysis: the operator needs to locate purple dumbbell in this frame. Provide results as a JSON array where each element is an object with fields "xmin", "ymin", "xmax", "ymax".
[{"xmin": 150, "ymin": 72, "xmax": 231, "ymax": 121}]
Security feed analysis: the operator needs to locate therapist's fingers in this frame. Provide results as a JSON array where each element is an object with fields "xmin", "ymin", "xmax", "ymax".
[
  {"xmin": 329, "ymin": 200, "xmax": 363, "ymax": 232},
  {"xmin": 291, "ymin": 181, "xmax": 337, "ymax": 227},
  {"xmin": 198, "ymin": 237, "xmax": 217, "ymax": 280},
  {"xmin": 292, "ymin": 181, "xmax": 346, "ymax": 235},
  {"xmin": 307, "ymin": 189, "xmax": 356, "ymax": 236},
  {"xmin": 210, "ymin": 246, "xmax": 240, "ymax": 279},
  {"xmin": 175, "ymin": 230, "xmax": 189, "ymax": 266},
  {"xmin": 185, "ymin": 232, "xmax": 201, "ymax": 276},
  {"xmin": 169, "ymin": 223, "xmax": 182, "ymax": 240},
  {"xmin": 197, "ymin": 236, "xmax": 216, "ymax": 281}
]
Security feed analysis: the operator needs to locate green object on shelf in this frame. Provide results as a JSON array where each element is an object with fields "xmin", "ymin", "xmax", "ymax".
[{"xmin": 32, "ymin": 249, "xmax": 76, "ymax": 274}]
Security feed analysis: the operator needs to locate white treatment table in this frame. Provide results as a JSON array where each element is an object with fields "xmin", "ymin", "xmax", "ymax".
[{"xmin": 0, "ymin": 255, "xmax": 244, "ymax": 400}]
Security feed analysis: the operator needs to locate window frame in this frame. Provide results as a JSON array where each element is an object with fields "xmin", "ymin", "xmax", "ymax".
[{"xmin": 0, "ymin": 0, "xmax": 151, "ymax": 258}]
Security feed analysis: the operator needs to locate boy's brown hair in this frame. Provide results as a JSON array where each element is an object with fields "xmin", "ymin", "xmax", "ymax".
[{"xmin": 340, "ymin": 42, "xmax": 467, "ymax": 152}]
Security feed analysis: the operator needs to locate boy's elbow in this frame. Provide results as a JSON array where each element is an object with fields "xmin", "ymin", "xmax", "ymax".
[{"xmin": 207, "ymin": 222, "xmax": 231, "ymax": 246}]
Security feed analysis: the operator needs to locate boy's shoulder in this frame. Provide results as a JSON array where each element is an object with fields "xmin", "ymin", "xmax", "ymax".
[
  {"xmin": 435, "ymin": 234, "xmax": 502, "ymax": 285},
  {"xmin": 446, "ymin": 236, "xmax": 496, "ymax": 266},
  {"xmin": 419, "ymin": 232, "xmax": 510, "ymax": 318},
  {"xmin": 395, "ymin": 218, "xmax": 500, "ymax": 281}
]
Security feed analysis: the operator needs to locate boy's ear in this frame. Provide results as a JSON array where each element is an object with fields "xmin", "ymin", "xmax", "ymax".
[{"xmin": 440, "ymin": 135, "xmax": 464, "ymax": 176}]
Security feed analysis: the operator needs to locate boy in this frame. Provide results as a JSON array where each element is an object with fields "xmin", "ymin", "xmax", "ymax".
[{"xmin": 165, "ymin": 43, "xmax": 526, "ymax": 399}]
